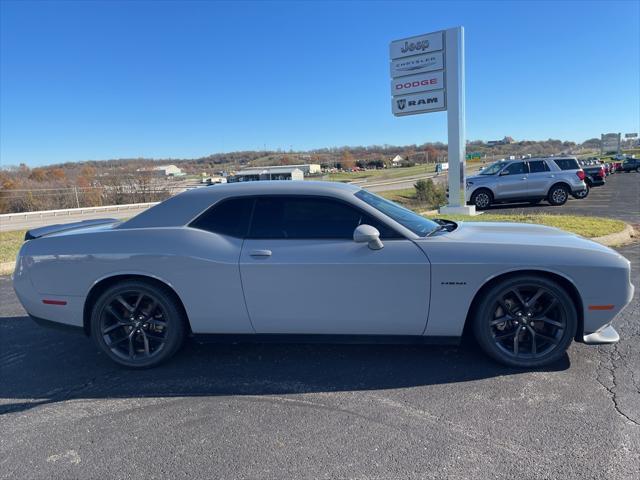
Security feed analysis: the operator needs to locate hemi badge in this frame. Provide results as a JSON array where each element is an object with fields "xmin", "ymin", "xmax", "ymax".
[
  {"xmin": 588, "ymin": 305, "xmax": 614, "ymax": 311},
  {"xmin": 43, "ymin": 299, "xmax": 67, "ymax": 306}
]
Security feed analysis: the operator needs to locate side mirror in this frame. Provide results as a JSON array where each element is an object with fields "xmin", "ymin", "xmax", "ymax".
[{"xmin": 353, "ymin": 224, "xmax": 383, "ymax": 250}]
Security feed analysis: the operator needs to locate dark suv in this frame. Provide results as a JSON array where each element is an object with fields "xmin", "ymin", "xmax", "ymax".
[{"xmin": 621, "ymin": 158, "xmax": 640, "ymax": 172}]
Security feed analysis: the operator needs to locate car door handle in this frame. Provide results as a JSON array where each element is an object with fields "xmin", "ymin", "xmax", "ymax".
[
  {"xmin": 521, "ymin": 177, "xmax": 527, "ymax": 180},
  {"xmin": 250, "ymin": 249, "xmax": 272, "ymax": 257}
]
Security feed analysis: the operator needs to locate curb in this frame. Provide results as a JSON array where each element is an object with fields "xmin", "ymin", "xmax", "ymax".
[{"xmin": 591, "ymin": 223, "xmax": 636, "ymax": 247}]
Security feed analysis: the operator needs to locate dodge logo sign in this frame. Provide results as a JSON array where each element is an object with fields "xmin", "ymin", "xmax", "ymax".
[
  {"xmin": 390, "ymin": 71, "xmax": 444, "ymax": 96},
  {"xmin": 396, "ymin": 98, "xmax": 406, "ymax": 110}
]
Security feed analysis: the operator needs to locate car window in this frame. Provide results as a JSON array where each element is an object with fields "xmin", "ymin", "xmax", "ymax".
[
  {"xmin": 528, "ymin": 160, "xmax": 550, "ymax": 173},
  {"xmin": 355, "ymin": 190, "xmax": 440, "ymax": 237},
  {"xmin": 503, "ymin": 162, "xmax": 528, "ymax": 175},
  {"xmin": 478, "ymin": 161, "xmax": 504, "ymax": 175},
  {"xmin": 190, "ymin": 197, "xmax": 254, "ymax": 237},
  {"xmin": 249, "ymin": 196, "xmax": 401, "ymax": 239},
  {"xmin": 553, "ymin": 158, "xmax": 580, "ymax": 170}
]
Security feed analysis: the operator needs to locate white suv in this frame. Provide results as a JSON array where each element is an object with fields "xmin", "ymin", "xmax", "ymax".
[{"xmin": 465, "ymin": 157, "xmax": 587, "ymax": 209}]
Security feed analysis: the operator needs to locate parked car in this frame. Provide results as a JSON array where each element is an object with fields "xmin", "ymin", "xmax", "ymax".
[
  {"xmin": 465, "ymin": 157, "xmax": 587, "ymax": 209},
  {"xmin": 621, "ymin": 158, "xmax": 640, "ymax": 172},
  {"xmin": 13, "ymin": 181, "xmax": 633, "ymax": 369},
  {"xmin": 576, "ymin": 160, "xmax": 606, "ymax": 198}
]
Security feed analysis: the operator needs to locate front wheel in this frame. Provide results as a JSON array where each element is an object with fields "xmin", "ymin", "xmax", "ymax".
[
  {"xmin": 472, "ymin": 276, "xmax": 577, "ymax": 368},
  {"xmin": 547, "ymin": 184, "xmax": 569, "ymax": 206},
  {"xmin": 572, "ymin": 185, "xmax": 589, "ymax": 199},
  {"xmin": 470, "ymin": 189, "xmax": 493, "ymax": 210},
  {"xmin": 90, "ymin": 280, "xmax": 186, "ymax": 368}
]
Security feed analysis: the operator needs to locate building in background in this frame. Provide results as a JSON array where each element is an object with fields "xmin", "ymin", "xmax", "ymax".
[
  {"xmin": 229, "ymin": 166, "xmax": 304, "ymax": 182},
  {"xmin": 391, "ymin": 155, "xmax": 404, "ymax": 167},
  {"xmin": 152, "ymin": 165, "xmax": 184, "ymax": 177},
  {"xmin": 281, "ymin": 164, "xmax": 321, "ymax": 175}
]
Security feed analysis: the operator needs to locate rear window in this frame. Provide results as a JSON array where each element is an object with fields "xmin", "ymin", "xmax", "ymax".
[
  {"xmin": 553, "ymin": 158, "xmax": 580, "ymax": 170},
  {"xmin": 190, "ymin": 197, "xmax": 254, "ymax": 237},
  {"xmin": 528, "ymin": 160, "xmax": 550, "ymax": 173}
]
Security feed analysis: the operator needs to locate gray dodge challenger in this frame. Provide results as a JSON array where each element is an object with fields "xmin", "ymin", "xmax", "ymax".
[{"xmin": 13, "ymin": 181, "xmax": 634, "ymax": 368}]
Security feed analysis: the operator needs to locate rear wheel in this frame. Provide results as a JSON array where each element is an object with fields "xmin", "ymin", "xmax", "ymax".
[
  {"xmin": 471, "ymin": 189, "xmax": 493, "ymax": 210},
  {"xmin": 90, "ymin": 280, "xmax": 186, "ymax": 368},
  {"xmin": 547, "ymin": 184, "xmax": 569, "ymax": 206},
  {"xmin": 572, "ymin": 185, "xmax": 589, "ymax": 199},
  {"xmin": 473, "ymin": 275, "xmax": 577, "ymax": 368}
]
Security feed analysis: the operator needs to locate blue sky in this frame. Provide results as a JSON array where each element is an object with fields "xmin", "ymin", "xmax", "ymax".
[{"xmin": 1, "ymin": 0, "xmax": 638, "ymax": 167}]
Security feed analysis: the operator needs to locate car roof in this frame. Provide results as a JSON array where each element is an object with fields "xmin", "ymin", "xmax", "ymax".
[{"xmin": 120, "ymin": 181, "xmax": 362, "ymax": 229}]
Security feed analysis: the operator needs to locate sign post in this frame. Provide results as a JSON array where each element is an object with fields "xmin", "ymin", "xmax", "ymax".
[{"xmin": 389, "ymin": 26, "xmax": 475, "ymax": 215}]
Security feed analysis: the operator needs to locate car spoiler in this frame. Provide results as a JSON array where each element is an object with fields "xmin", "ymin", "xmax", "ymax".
[{"xmin": 24, "ymin": 218, "xmax": 120, "ymax": 241}]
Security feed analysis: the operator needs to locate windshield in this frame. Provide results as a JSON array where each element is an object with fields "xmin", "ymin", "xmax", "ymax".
[
  {"xmin": 354, "ymin": 190, "xmax": 440, "ymax": 237},
  {"xmin": 478, "ymin": 161, "xmax": 505, "ymax": 175}
]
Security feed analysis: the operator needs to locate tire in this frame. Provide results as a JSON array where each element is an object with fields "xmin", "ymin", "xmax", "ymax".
[
  {"xmin": 90, "ymin": 280, "xmax": 186, "ymax": 368},
  {"xmin": 472, "ymin": 275, "xmax": 577, "ymax": 368},
  {"xmin": 572, "ymin": 185, "xmax": 589, "ymax": 199},
  {"xmin": 547, "ymin": 184, "xmax": 569, "ymax": 206},
  {"xmin": 470, "ymin": 189, "xmax": 493, "ymax": 210}
]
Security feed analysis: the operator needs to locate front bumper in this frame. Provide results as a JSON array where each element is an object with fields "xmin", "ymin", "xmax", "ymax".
[{"xmin": 583, "ymin": 325, "xmax": 619, "ymax": 344}]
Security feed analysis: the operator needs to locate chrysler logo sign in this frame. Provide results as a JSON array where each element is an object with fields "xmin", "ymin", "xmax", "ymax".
[{"xmin": 389, "ymin": 51, "xmax": 444, "ymax": 78}]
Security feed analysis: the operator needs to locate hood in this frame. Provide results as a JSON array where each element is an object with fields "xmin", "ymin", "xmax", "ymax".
[{"xmin": 438, "ymin": 221, "xmax": 616, "ymax": 254}]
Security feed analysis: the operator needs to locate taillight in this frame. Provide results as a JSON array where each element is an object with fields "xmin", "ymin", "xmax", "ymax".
[
  {"xmin": 576, "ymin": 170, "xmax": 585, "ymax": 180},
  {"xmin": 599, "ymin": 167, "xmax": 605, "ymax": 177}
]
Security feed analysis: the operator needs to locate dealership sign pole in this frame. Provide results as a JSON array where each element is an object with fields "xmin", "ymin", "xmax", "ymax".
[{"xmin": 390, "ymin": 26, "xmax": 475, "ymax": 214}]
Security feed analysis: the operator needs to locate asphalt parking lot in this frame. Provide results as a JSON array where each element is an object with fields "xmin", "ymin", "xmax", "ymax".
[{"xmin": 1, "ymin": 175, "xmax": 639, "ymax": 479}]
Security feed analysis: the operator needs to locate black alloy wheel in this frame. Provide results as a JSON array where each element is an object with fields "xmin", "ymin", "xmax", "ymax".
[
  {"xmin": 91, "ymin": 280, "xmax": 185, "ymax": 368},
  {"xmin": 473, "ymin": 276, "xmax": 577, "ymax": 368}
]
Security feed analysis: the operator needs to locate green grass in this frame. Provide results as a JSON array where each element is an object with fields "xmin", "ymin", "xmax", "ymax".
[
  {"xmin": 322, "ymin": 164, "xmax": 436, "ymax": 182},
  {"xmin": 0, "ymin": 230, "xmax": 25, "ymax": 264},
  {"xmin": 431, "ymin": 213, "xmax": 625, "ymax": 238},
  {"xmin": 378, "ymin": 188, "xmax": 417, "ymax": 204}
]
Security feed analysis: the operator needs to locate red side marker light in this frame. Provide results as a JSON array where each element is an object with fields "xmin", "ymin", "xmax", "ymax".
[
  {"xmin": 588, "ymin": 305, "xmax": 614, "ymax": 311},
  {"xmin": 43, "ymin": 299, "xmax": 67, "ymax": 306}
]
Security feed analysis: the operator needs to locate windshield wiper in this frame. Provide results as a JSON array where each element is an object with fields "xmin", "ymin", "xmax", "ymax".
[{"xmin": 425, "ymin": 224, "xmax": 448, "ymax": 237}]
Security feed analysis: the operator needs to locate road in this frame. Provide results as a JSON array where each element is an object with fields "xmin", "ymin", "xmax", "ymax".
[
  {"xmin": 1, "ymin": 189, "xmax": 639, "ymax": 479},
  {"xmin": 0, "ymin": 204, "xmax": 155, "ymax": 233}
]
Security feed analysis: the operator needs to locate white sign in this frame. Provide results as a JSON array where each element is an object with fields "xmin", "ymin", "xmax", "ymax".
[
  {"xmin": 389, "ymin": 32, "xmax": 444, "ymax": 59},
  {"xmin": 389, "ymin": 51, "xmax": 444, "ymax": 78},
  {"xmin": 390, "ymin": 71, "xmax": 444, "ymax": 96},
  {"xmin": 389, "ymin": 27, "xmax": 469, "ymax": 212},
  {"xmin": 601, "ymin": 133, "xmax": 621, "ymax": 153},
  {"xmin": 392, "ymin": 89, "xmax": 446, "ymax": 116}
]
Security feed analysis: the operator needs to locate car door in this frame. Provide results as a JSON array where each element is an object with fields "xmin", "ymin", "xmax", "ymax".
[
  {"xmin": 526, "ymin": 160, "xmax": 552, "ymax": 197},
  {"xmin": 495, "ymin": 161, "xmax": 529, "ymax": 199},
  {"xmin": 239, "ymin": 195, "xmax": 431, "ymax": 335}
]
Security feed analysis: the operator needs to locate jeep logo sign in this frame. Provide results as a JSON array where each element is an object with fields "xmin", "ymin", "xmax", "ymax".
[
  {"xmin": 391, "ymin": 71, "xmax": 443, "ymax": 96},
  {"xmin": 389, "ymin": 32, "xmax": 443, "ymax": 60},
  {"xmin": 391, "ymin": 90, "xmax": 446, "ymax": 116}
]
